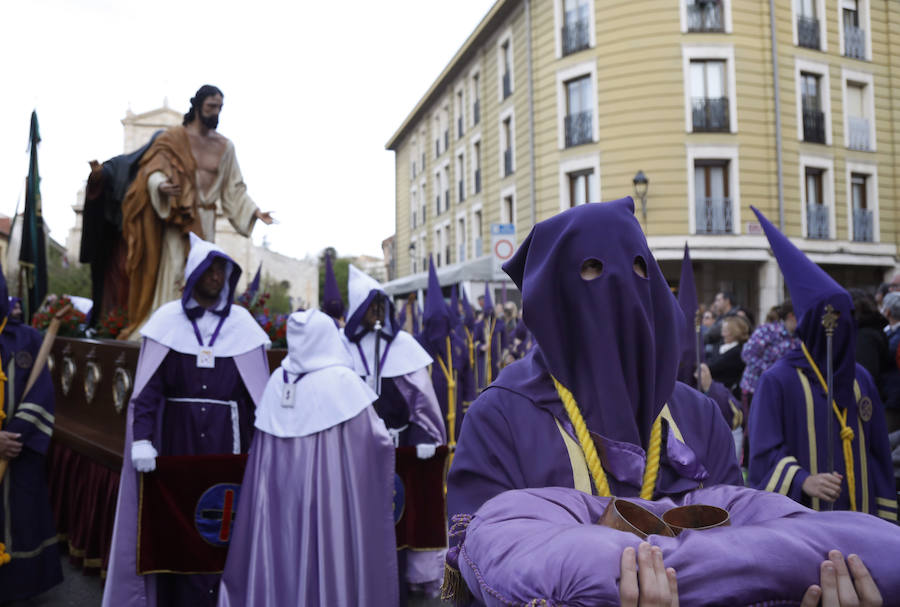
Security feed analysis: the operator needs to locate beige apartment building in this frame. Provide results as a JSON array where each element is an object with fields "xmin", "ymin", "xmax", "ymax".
[{"xmin": 386, "ymin": 0, "xmax": 900, "ymax": 318}]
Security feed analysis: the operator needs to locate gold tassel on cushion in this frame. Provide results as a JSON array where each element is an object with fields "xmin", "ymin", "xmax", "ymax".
[{"xmin": 440, "ymin": 562, "xmax": 472, "ymax": 606}]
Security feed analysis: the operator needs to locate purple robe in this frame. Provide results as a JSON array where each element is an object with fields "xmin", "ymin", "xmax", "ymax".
[
  {"xmin": 452, "ymin": 485, "xmax": 900, "ymax": 606},
  {"xmin": 0, "ymin": 322, "xmax": 62, "ymax": 602},
  {"xmin": 218, "ymin": 407, "xmax": 397, "ymax": 606},
  {"xmin": 102, "ymin": 340, "xmax": 269, "ymax": 607},
  {"xmin": 749, "ymin": 353, "xmax": 896, "ymax": 520},
  {"xmin": 448, "ymin": 347, "xmax": 742, "ymax": 524},
  {"xmin": 473, "ymin": 317, "xmax": 502, "ymax": 391}
]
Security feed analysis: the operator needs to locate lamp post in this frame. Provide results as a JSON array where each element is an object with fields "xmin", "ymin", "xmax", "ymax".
[{"xmin": 633, "ymin": 170, "xmax": 649, "ymax": 225}]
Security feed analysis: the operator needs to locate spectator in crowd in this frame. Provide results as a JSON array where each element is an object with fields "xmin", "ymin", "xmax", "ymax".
[
  {"xmin": 708, "ymin": 315, "xmax": 751, "ymax": 400},
  {"xmin": 848, "ymin": 289, "xmax": 891, "ymax": 388},
  {"xmin": 740, "ymin": 301, "xmax": 799, "ymax": 401},
  {"xmin": 704, "ymin": 291, "xmax": 735, "ymax": 349},
  {"xmin": 875, "ymin": 282, "xmax": 891, "ymax": 307}
]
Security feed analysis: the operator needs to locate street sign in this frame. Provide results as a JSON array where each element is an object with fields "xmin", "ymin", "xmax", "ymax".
[{"xmin": 491, "ymin": 223, "xmax": 516, "ymax": 279}]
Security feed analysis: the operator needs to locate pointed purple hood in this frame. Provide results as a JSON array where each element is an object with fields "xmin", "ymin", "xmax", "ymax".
[
  {"xmin": 322, "ymin": 252, "xmax": 345, "ymax": 320},
  {"xmin": 483, "ymin": 283, "xmax": 494, "ymax": 318},
  {"xmin": 449, "ymin": 284, "xmax": 461, "ymax": 329},
  {"xmin": 423, "ymin": 255, "xmax": 451, "ymax": 354},
  {"xmin": 502, "ymin": 197, "xmax": 682, "ymax": 447},
  {"xmin": 677, "ymin": 244, "xmax": 699, "ymax": 385},
  {"xmin": 752, "ymin": 206, "xmax": 857, "ymax": 409},
  {"xmin": 462, "ymin": 290, "xmax": 475, "ymax": 331}
]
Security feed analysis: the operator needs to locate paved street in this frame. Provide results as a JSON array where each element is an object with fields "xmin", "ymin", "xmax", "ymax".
[{"xmin": 6, "ymin": 553, "xmax": 445, "ymax": 606}]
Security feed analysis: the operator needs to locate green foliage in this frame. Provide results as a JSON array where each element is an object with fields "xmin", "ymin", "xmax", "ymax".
[
  {"xmin": 317, "ymin": 247, "xmax": 351, "ymax": 311},
  {"xmin": 47, "ymin": 245, "xmax": 91, "ymax": 298},
  {"xmin": 261, "ymin": 274, "xmax": 293, "ymax": 314}
]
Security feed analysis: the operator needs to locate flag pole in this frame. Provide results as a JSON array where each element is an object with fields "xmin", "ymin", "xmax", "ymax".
[{"xmin": 821, "ymin": 304, "xmax": 840, "ymax": 512}]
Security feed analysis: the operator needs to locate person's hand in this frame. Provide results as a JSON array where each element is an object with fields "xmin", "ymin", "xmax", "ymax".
[
  {"xmin": 619, "ymin": 542, "xmax": 679, "ymax": 607},
  {"xmin": 131, "ymin": 440, "xmax": 158, "ymax": 473},
  {"xmin": 158, "ymin": 179, "xmax": 182, "ymax": 197},
  {"xmin": 0, "ymin": 431, "xmax": 22, "ymax": 459},
  {"xmin": 416, "ymin": 443, "xmax": 437, "ymax": 460},
  {"xmin": 254, "ymin": 209, "xmax": 275, "ymax": 225},
  {"xmin": 696, "ymin": 363, "xmax": 712, "ymax": 393},
  {"xmin": 800, "ymin": 551, "xmax": 882, "ymax": 607},
  {"xmin": 802, "ymin": 472, "xmax": 843, "ymax": 502}
]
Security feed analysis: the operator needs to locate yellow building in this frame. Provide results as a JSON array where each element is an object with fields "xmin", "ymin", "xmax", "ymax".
[{"xmin": 386, "ymin": 0, "xmax": 899, "ymax": 317}]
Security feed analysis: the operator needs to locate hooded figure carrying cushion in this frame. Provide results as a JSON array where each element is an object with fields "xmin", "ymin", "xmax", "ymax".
[
  {"xmin": 103, "ymin": 233, "xmax": 270, "ymax": 607},
  {"xmin": 748, "ymin": 207, "xmax": 896, "ymax": 521},
  {"xmin": 342, "ymin": 265, "xmax": 447, "ymax": 599},
  {"xmin": 443, "ymin": 199, "xmax": 900, "ymax": 606},
  {"xmin": 218, "ymin": 309, "xmax": 397, "ymax": 606}
]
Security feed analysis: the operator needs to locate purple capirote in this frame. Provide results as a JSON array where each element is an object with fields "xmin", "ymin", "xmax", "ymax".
[{"xmin": 217, "ymin": 407, "xmax": 397, "ymax": 607}]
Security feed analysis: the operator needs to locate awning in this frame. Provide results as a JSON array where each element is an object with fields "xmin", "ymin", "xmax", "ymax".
[{"xmin": 381, "ymin": 255, "xmax": 513, "ymax": 295}]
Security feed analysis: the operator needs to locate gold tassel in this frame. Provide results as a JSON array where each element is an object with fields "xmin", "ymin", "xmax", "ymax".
[{"xmin": 440, "ymin": 562, "xmax": 472, "ymax": 606}]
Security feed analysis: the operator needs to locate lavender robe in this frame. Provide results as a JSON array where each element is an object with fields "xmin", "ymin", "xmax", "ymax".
[
  {"xmin": 448, "ymin": 348, "xmax": 742, "ymax": 527},
  {"xmin": 748, "ymin": 353, "xmax": 896, "ymax": 521},
  {"xmin": 102, "ymin": 340, "xmax": 269, "ymax": 607},
  {"xmin": 452, "ymin": 485, "xmax": 900, "ymax": 606},
  {"xmin": 218, "ymin": 407, "xmax": 397, "ymax": 606},
  {"xmin": 0, "ymin": 322, "xmax": 62, "ymax": 602}
]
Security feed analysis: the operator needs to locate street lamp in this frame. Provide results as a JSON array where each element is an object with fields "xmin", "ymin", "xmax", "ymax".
[{"xmin": 633, "ymin": 170, "xmax": 649, "ymax": 225}]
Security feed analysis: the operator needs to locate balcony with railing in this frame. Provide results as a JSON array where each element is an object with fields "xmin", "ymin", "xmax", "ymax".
[
  {"xmin": 848, "ymin": 116, "xmax": 870, "ymax": 151},
  {"xmin": 562, "ymin": 19, "xmax": 590, "ymax": 56},
  {"xmin": 458, "ymin": 117, "xmax": 463, "ymax": 138},
  {"xmin": 802, "ymin": 109, "xmax": 826, "ymax": 143},
  {"xmin": 692, "ymin": 97, "xmax": 729, "ymax": 132},
  {"xmin": 458, "ymin": 180, "xmax": 465, "ymax": 202},
  {"xmin": 853, "ymin": 208, "xmax": 873, "ymax": 242},
  {"xmin": 807, "ymin": 204, "xmax": 830, "ymax": 239},
  {"xmin": 503, "ymin": 149, "xmax": 513, "ymax": 177},
  {"xmin": 695, "ymin": 197, "xmax": 733, "ymax": 234},
  {"xmin": 502, "ymin": 72, "xmax": 512, "ymax": 99},
  {"xmin": 474, "ymin": 169, "xmax": 482, "ymax": 193},
  {"xmin": 687, "ymin": 1, "xmax": 724, "ymax": 32},
  {"xmin": 797, "ymin": 16, "xmax": 820, "ymax": 49},
  {"xmin": 844, "ymin": 25, "xmax": 865, "ymax": 59},
  {"xmin": 473, "ymin": 99, "xmax": 481, "ymax": 125},
  {"xmin": 565, "ymin": 111, "xmax": 593, "ymax": 147}
]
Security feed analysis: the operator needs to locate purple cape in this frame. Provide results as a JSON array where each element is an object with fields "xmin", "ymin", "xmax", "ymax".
[
  {"xmin": 452, "ymin": 485, "xmax": 900, "ymax": 606},
  {"xmin": 218, "ymin": 407, "xmax": 397, "ymax": 606},
  {"xmin": 102, "ymin": 340, "xmax": 269, "ymax": 607}
]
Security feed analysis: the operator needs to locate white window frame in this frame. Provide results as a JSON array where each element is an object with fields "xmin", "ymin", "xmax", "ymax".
[
  {"xmin": 434, "ymin": 170, "xmax": 443, "ymax": 216},
  {"xmin": 455, "ymin": 84, "xmax": 466, "ymax": 141},
  {"xmin": 410, "ymin": 235, "xmax": 418, "ymax": 274},
  {"xmin": 841, "ymin": 67, "xmax": 876, "ymax": 152},
  {"xmin": 433, "ymin": 114, "xmax": 442, "ymax": 158},
  {"xmin": 555, "ymin": 60, "xmax": 599, "ymax": 150},
  {"xmin": 837, "ymin": 0, "xmax": 871, "ymax": 61},
  {"xmin": 685, "ymin": 144, "xmax": 742, "ymax": 235},
  {"xmin": 418, "ymin": 230, "xmax": 427, "ymax": 272},
  {"xmin": 469, "ymin": 65, "xmax": 482, "ymax": 129},
  {"xmin": 470, "ymin": 134, "xmax": 483, "ymax": 197},
  {"xmin": 455, "ymin": 144, "xmax": 467, "ymax": 202},
  {"xmin": 410, "ymin": 185, "xmax": 418, "ymax": 229},
  {"xmin": 498, "ymin": 106, "xmax": 516, "ymax": 179},
  {"xmin": 456, "ymin": 210, "xmax": 468, "ymax": 264},
  {"xmin": 679, "ymin": 0, "xmax": 733, "ymax": 33},
  {"xmin": 794, "ymin": 57, "xmax": 833, "ymax": 145},
  {"xmin": 500, "ymin": 185, "xmax": 517, "ymax": 227},
  {"xmin": 558, "ymin": 153, "xmax": 602, "ymax": 211},
  {"xmin": 791, "ymin": 0, "xmax": 828, "ymax": 51},
  {"xmin": 497, "ymin": 27, "xmax": 515, "ymax": 103},
  {"xmin": 471, "ymin": 202, "xmax": 484, "ymax": 259},
  {"xmin": 553, "ymin": 0, "xmax": 597, "ymax": 58},
  {"xmin": 844, "ymin": 160, "xmax": 879, "ymax": 242},
  {"xmin": 798, "ymin": 154, "xmax": 836, "ymax": 239},
  {"xmin": 681, "ymin": 45, "xmax": 738, "ymax": 134}
]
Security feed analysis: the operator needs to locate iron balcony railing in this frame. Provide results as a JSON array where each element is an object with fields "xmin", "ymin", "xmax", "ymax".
[
  {"xmin": 803, "ymin": 108, "xmax": 826, "ymax": 144},
  {"xmin": 844, "ymin": 25, "xmax": 865, "ymax": 59},
  {"xmin": 502, "ymin": 72, "xmax": 512, "ymax": 99},
  {"xmin": 692, "ymin": 97, "xmax": 729, "ymax": 132},
  {"xmin": 475, "ymin": 237, "xmax": 484, "ymax": 257},
  {"xmin": 503, "ymin": 149, "xmax": 513, "ymax": 176},
  {"xmin": 458, "ymin": 117, "xmax": 463, "ymax": 138},
  {"xmin": 695, "ymin": 196, "xmax": 733, "ymax": 234},
  {"xmin": 474, "ymin": 169, "xmax": 482, "ymax": 193},
  {"xmin": 565, "ymin": 110, "xmax": 593, "ymax": 147},
  {"xmin": 807, "ymin": 204, "xmax": 830, "ymax": 239},
  {"xmin": 853, "ymin": 208, "xmax": 873, "ymax": 242},
  {"xmin": 687, "ymin": 1, "xmax": 724, "ymax": 32},
  {"xmin": 562, "ymin": 19, "xmax": 590, "ymax": 55},
  {"xmin": 848, "ymin": 116, "xmax": 870, "ymax": 151},
  {"xmin": 473, "ymin": 99, "xmax": 481, "ymax": 125},
  {"xmin": 798, "ymin": 16, "xmax": 820, "ymax": 49},
  {"xmin": 458, "ymin": 180, "xmax": 465, "ymax": 202}
]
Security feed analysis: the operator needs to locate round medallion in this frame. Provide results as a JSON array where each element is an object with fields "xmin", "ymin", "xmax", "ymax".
[
  {"xmin": 61, "ymin": 357, "xmax": 76, "ymax": 396},
  {"xmin": 112, "ymin": 367, "xmax": 132, "ymax": 414},
  {"xmin": 195, "ymin": 483, "xmax": 242, "ymax": 547},
  {"xmin": 84, "ymin": 362, "xmax": 102, "ymax": 404},
  {"xmin": 859, "ymin": 396, "xmax": 873, "ymax": 422},
  {"xmin": 15, "ymin": 350, "xmax": 32, "ymax": 370}
]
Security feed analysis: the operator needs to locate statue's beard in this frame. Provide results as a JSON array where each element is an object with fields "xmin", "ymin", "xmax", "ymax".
[{"xmin": 200, "ymin": 114, "xmax": 218, "ymax": 129}]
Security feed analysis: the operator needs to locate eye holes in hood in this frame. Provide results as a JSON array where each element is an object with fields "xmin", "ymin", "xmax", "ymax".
[
  {"xmin": 633, "ymin": 255, "xmax": 648, "ymax": 279},
  {"xmin": 580, "ymin": 258, "xmax": 604, "ymax": 281}
]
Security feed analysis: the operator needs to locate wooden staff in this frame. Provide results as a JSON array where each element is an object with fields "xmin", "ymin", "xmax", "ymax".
[{"xmin": 0, "ymin": 304, "xmax": 72, "ymax": 485}]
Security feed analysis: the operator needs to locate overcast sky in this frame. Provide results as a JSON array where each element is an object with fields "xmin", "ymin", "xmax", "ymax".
[{"xmin": 0, "ymin": 0, "xmax": 495, "ymax": 261}]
